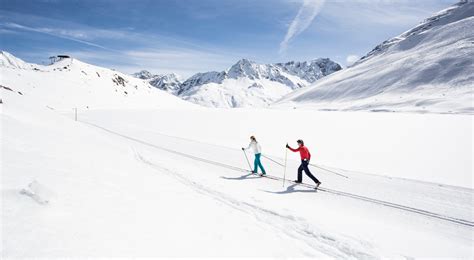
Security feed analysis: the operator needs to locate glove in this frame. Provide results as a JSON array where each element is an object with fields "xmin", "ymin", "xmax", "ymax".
[
  {"xmin": 241, "ymin": 147, "xmax": 245, "ymax": 151},
  {"xmin": 286, "ymin": 144, "xmax": 290, "ymax": 148}
]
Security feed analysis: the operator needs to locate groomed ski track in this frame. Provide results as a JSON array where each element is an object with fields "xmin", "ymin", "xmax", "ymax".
[{"xmin": 80, "ymin": 120, "xmax": 474, "ymax": 228}]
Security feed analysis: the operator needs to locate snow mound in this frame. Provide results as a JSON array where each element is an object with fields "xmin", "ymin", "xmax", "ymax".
[
  {"xmin": 20, "ymin": 180, "xmax": 54, "ymax": 205},
  {"xmin": 275, "ymin": 1, "xmax": 474, "ymax": 114}
]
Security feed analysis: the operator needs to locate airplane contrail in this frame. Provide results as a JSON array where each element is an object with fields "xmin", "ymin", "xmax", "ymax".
[{"xmin": 279, "ymin": 0, "xmax": 326, "ymax": 54}]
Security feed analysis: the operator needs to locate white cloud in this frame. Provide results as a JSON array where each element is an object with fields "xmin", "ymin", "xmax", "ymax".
[
  {"xmin": 1, "ymin": 20, "xmax": 242, "ymax": 77},
  {"xmin": 321, "ymin": 1, "xmax": 439, "ymax": 29},
  {"xmin": 61, "ymin": 48, "xmax": 239, "ymax": 78},
  {"xmin": 279, "ymin": 0, "xmax": 326, "ymax": 54},
  {"xmin": 122, "ymin": 48, "xmax": 237, "ymax": 77},
  {"xmin": 346, "ymin": 54, "xmax": 360, "ymax": 65},
  {"xmin": 2, "ymin": 22, "xmax": 116, "ymax": 51}
]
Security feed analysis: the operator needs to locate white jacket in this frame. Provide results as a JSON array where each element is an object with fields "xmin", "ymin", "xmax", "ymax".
[{"xmin": 245, "ymin": 141, "xmax": 262, "ymax": 154}]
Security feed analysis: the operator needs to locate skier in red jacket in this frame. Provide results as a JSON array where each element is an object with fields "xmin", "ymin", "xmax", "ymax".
[{"xmin": 286, "ymin": 139, "xmax": 321, "ymax": 189}]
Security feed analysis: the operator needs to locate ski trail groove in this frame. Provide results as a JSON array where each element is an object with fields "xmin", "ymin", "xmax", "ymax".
[
  {"xmin": 133, "ymin": 150, "xmax": 381, "ymax": 258},
  {"xmin": 262, "ymin": 175, "xmax": 474, "ymax": 227},
  {"xmin": 81, "ymin": 120, "xmax": 474, "ymax": 228}
]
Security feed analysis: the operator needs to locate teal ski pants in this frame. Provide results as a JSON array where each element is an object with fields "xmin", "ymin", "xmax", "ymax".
[{"xmin": 254, "ymin": 153, "xmax": 266, "ymax": 174}]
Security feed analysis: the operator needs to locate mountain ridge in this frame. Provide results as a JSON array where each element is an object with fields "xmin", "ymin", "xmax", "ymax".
[
  {"xmin": 134, "ymin": 58, "xmax": 342, "ymax": 108},
  {"xmin": 0, "ymin": 51, "xmax": 196, "ymax": 109},
  {"xmin": 274, "ymin": 0, "xmax": 474, "ymax": 114}
]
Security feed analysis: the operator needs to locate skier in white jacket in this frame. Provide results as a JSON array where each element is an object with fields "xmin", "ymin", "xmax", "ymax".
[{"xmin": 242, "ymin": 136, "xmax": 266, "ymax": 175}]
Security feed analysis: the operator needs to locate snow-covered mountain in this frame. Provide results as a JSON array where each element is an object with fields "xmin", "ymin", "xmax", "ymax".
[
  {"xmin": 132, "ymin": 70, "xmax": 182, "ymax": 94},
  {"xmin": 275, "ymin": 0, "xmax": 474, "ymax": 114},
  {"xmin": 132, "ymin": 59, "xmax": 341, "ymax": 108},
  {"xmin": 172, "ymin": 58, "xmax": 341, "ymax": 108},
  {"xmin": 132, "ymin": 70, "xmax": 155, "ymax": 80},
  {"xmin": 0, "ymin": 51, "xmax": 34, "ymax": 69},
  {"xmin": 0, "ymin": 52, "xmax": 195, "ymax": 109},
  {"xmin": 178, "ymin": 58, "xmax": 341, "ymax": 108}
]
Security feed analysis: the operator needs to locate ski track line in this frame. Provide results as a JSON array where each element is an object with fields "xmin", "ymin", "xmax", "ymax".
[
  {"xmin": 132, "ymin": 150, "xmax": 380, "ymax": 258},
  {"xmin": 263, "ymin": 175, "xmax": 474, "ymax": 228},
  {"xmin": 81, "ymin": 120, "xmax": 474, "ymax": 228}
]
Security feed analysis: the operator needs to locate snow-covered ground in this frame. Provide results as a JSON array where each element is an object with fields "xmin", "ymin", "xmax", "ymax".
[
  {"xmin": 80, "ymin": 108, "xmax": 471, "ymax": 188},
  {"xmin": 275, "ymin": 1, "xmax": 474, "ymax": 114},
  {"xmin": 2, "ymin": 85, "xmax": 473, "ymax": 257},
  {"xmin": 1, "ymin": 3, "xmax": 473, "ymax": 255}
]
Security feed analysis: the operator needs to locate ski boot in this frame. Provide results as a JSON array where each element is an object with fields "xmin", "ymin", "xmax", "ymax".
[{"xmin": 315, "ymin": 182, "xmax": 322, "ymax": 189}]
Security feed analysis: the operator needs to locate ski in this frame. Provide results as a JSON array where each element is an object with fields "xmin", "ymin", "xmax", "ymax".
[{"xmin": 262, "ymin": 174, "xmax": 319, "ymax": 190}]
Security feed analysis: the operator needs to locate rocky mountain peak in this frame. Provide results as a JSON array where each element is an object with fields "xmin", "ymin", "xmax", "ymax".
[
  {"xmin": 132, "ymin": 70, "xmax": 155, "ymax": 80},
  {"xmin": 227, "ymin": 58, "xmax": 260, "ymax": 79},
  {"xmin": 133, "ymin": 57, "xmax": 342, "ymax": 107}
]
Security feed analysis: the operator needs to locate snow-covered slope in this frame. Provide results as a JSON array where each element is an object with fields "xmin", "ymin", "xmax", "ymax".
[
  {"xmin": 132, "ymin": 70, "xmax": 182, "ymax": 94},
  {"xmin": 3, "ymin": 96, "xmax": 472, "ymax": 257},
  {"xmin": 0, "ymin": 51, "xmax": 33, "ymax": 69},
  {"xmin": 177, "ymin": 58, "xmax": 341, "ymax": 108},
  {"xmin": 275, "ymin": 1, "xmax": 474, "ymax": 114},
  {"xmin": 2, "ymin": 53, "xmax": 472, "ymax": 258},
  {"xmin": 0, "ymin": 52, "xmax": 195, "ymax": 109}
]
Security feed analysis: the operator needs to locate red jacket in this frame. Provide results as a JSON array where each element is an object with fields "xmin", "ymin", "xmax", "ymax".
[{"xmin": 289, "ymin": 145, "xmax": 311, "ymax": 161}]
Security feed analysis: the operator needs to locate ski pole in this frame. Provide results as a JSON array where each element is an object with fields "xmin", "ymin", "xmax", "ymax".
[
  {"xmin": 263, "ymin": 152, "xmax": 348, "ymax": 179},
  {"xmin": 242, "ymin": 149, "xmax": 253, "ymax": 173},
  {"xmin": 283, "ymin": 146, "xmax": 288, "ymax": 187},
  {"xmin": 262, "ymin": 154, "xmax": 285, "ymax": 167},
  {"xmin": 309, "ymin": 163, "xmax": 349, "ymax": 179}
]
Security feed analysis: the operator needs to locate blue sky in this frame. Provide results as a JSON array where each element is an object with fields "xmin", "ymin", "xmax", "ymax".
[{"xmin": 0, "ymin": 0, "xmax": 456, "ymax": 78}]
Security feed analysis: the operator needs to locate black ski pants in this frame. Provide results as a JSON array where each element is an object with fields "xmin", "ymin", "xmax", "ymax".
[{"xmin": 297, "ymin": 160, "xmax": 320, "ymax": 184}]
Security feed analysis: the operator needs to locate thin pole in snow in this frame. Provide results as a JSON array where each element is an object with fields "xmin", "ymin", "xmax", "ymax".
[
  {"xmin": 74, "ymin": 108, "xmax": 77, "ymax": 121},
  {"xmin": 262, "ymin": 154, "xmax": 284, "ymax": 167},
  {"xmin": 242, "ymin": 149, "xmax": 252, "ymax": 173},
  {"xmin": 310, "ymin": 164, "xmax": 349, "ymax": 179},
  {"xmin": 263, "ymin": 154, "xmax": 349, "ymax": 179},
  {"xmin": 283, "ymin": 146, "xmax": 288, "ymax": 187}
]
